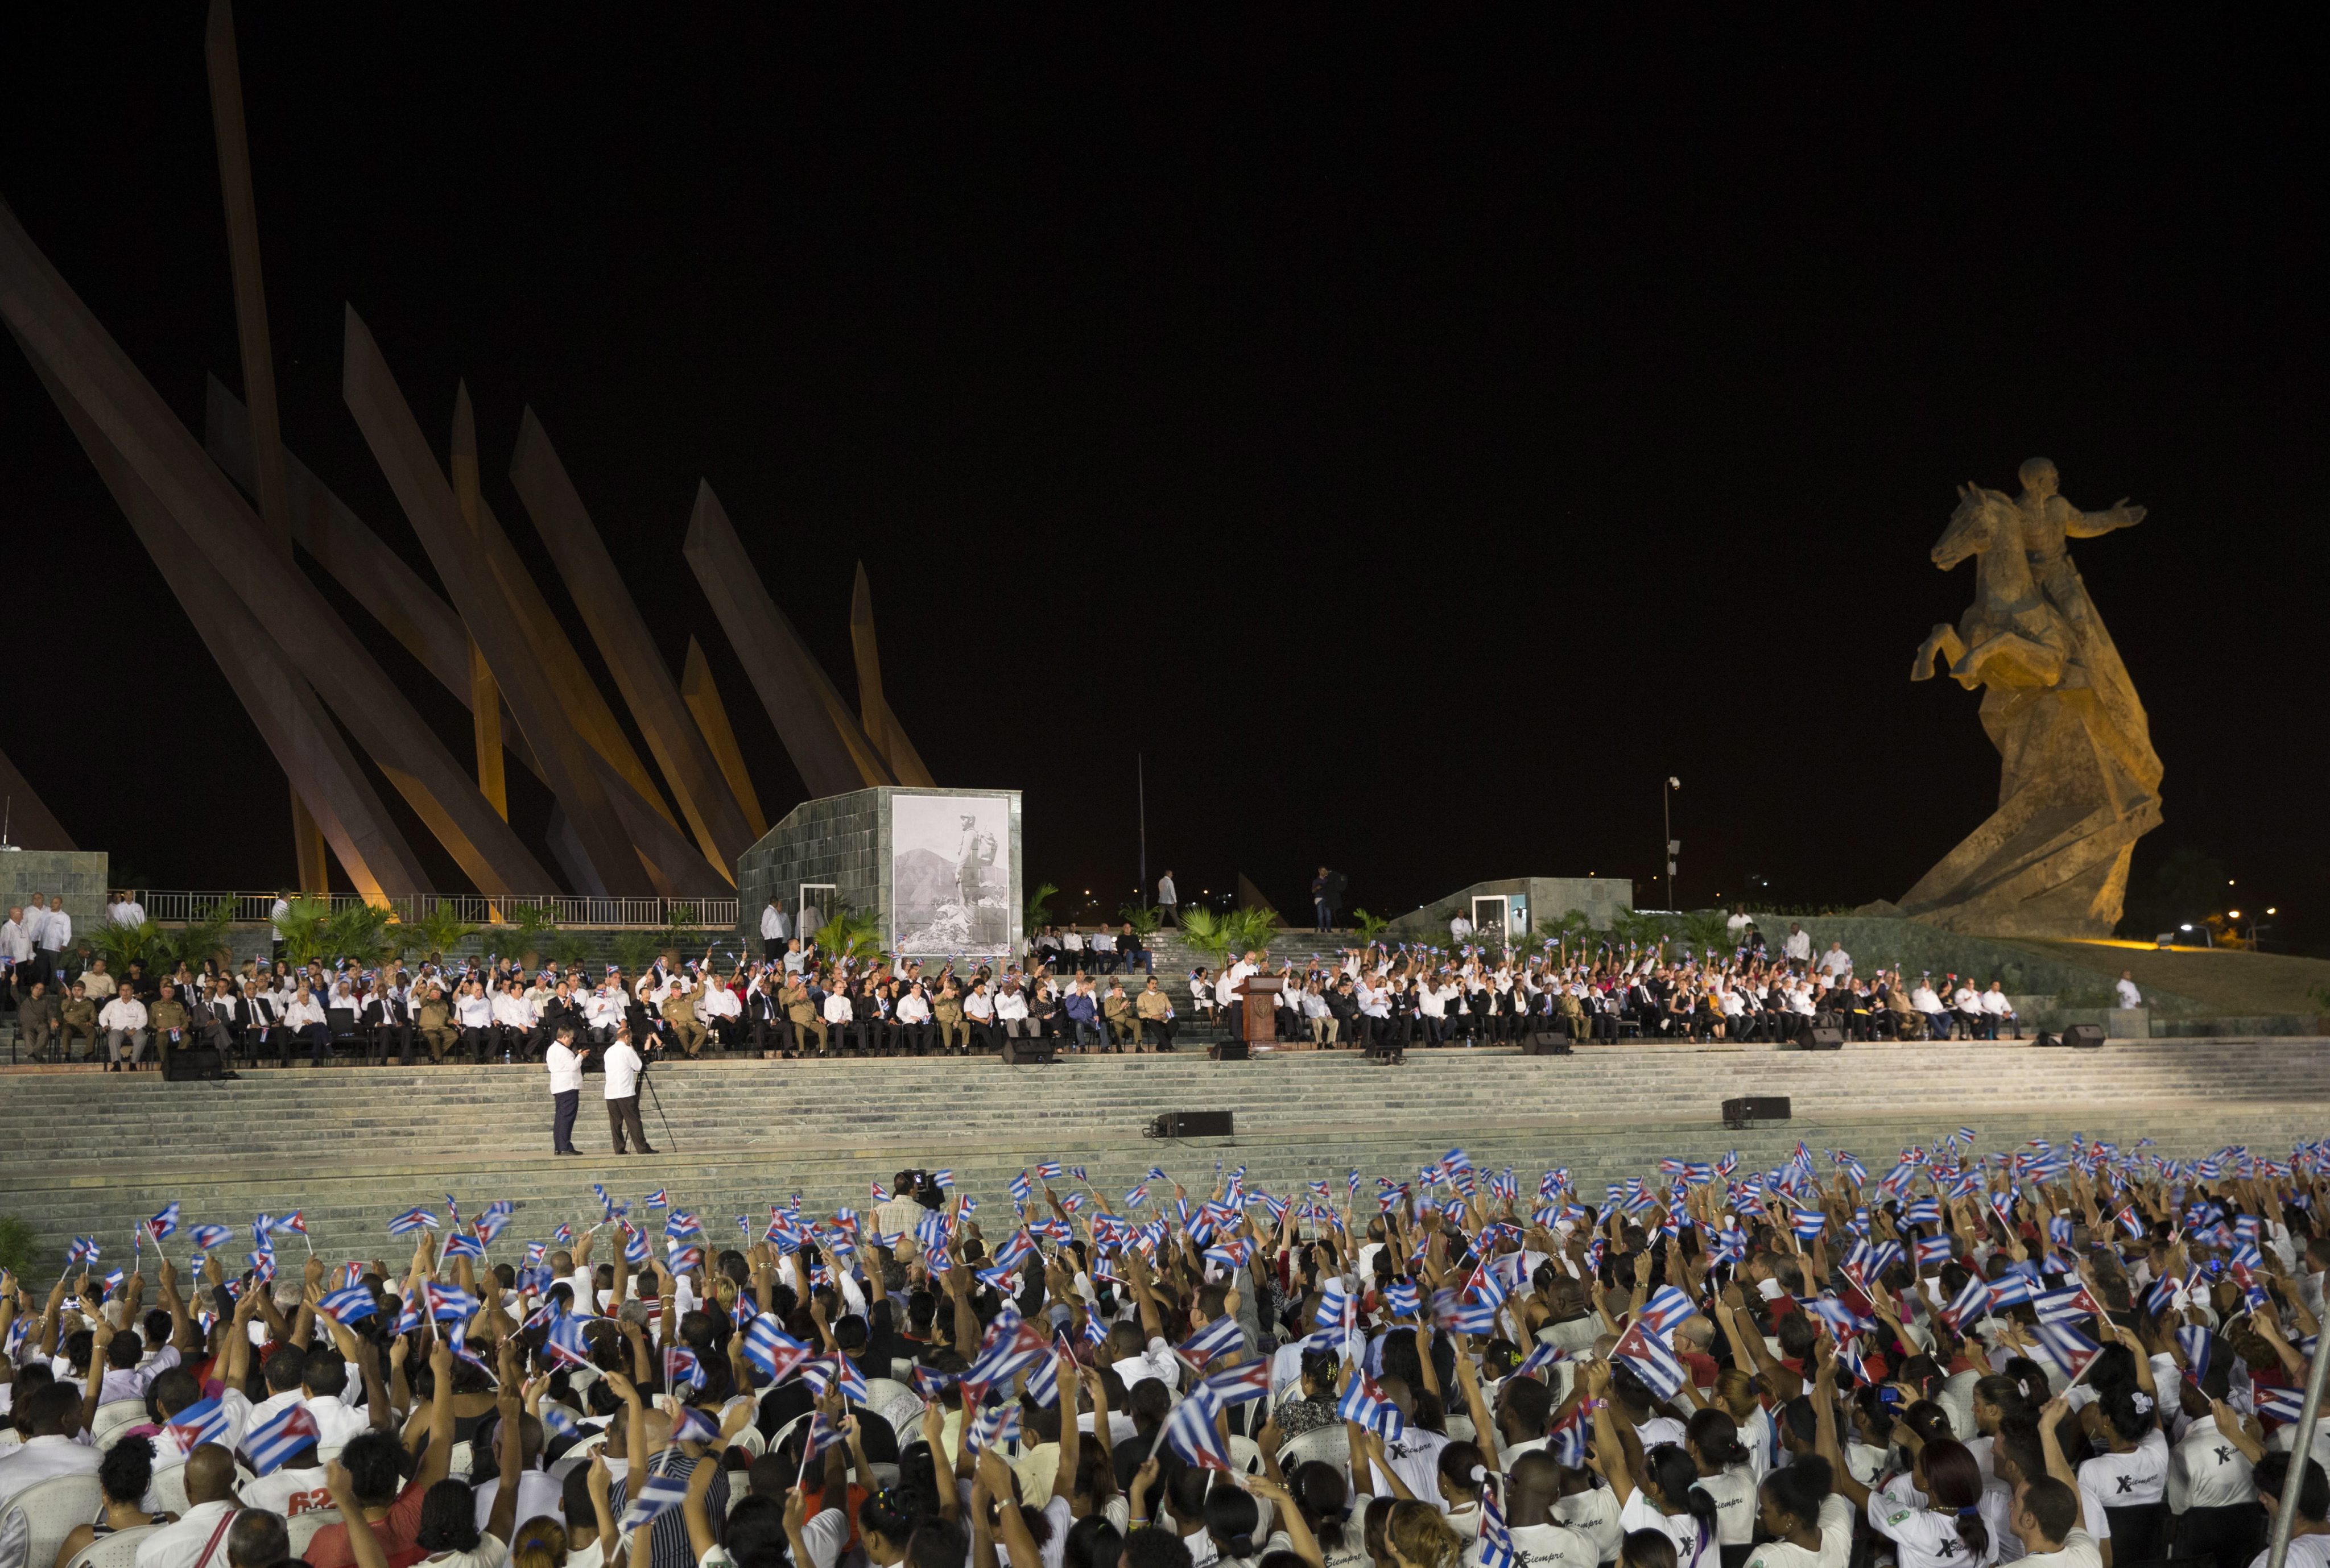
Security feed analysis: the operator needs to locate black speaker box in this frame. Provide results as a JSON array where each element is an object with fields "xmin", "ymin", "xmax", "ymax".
[
  {"xmin": 1519, "ymin": 1032, "xmax": 1573, "ymax": 1056},
  {"xmin": 1208, "ymin": 1041, "xmax": 1250, "ymax": 1061},
  {"xmin": 164, "ymin": 1046, "xmax": 227, "ymax": 1081},
  {"xmin": 999, "ymin": 1037, "xmax": 1056, "ymax": 1065},
  {"xmin": 2064, "ymin": 1023, "xmax": 2106, "ymax": 1049},
  {"xmin": 1722, "ymin": 1095, "xmax": 1793, "ymax": 1128},
  {"xmin": 1799, "ymin": 1026, "xmax": 1844, "ymax": 1051},
  {"xmin": 1152, "ymin": 1110, "xmax": 1236, "ymax": 1139},
  {"xmin": 2034, "ymin": 1031, "xmax": 2064, "ymax": 1047}
]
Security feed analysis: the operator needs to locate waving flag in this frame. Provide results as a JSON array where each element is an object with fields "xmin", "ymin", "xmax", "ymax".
[
  {"xmin": 1475, "ymin": 1489, "xmax": 1517, "ymax": 1568},
  {"xmin": 1548, "ymin": 1399, "xmax": 1590, "ymax": 1467},
  {"xmin": 278, "ymin": 1211, "xmax": 308, "ymax": 1238},
  {"xmin": 2032, "ymin": 1321, "xmax": 2103, "ymax": 1384},
  {"xmin": 621, "ymin": 1225, "xmax": 650, "ymax": 1267},
  {"xmin": 427, "ymin": 1281, "xmax": 482, "ymax": 1322},
  {"xmin": 1914, "ymin": 1234, "xmax": 1954, "ymax": 1267},
  {"xmin": 1514, "ymin": 1341, "xmax": 1566, "ymax": 1381},
  {"xmin": 473, "ymin": 1203, "xmax": 514, "ymax": 1246},
  {"xmin": 147, "ymin": 1202, "xmax": 181, "ymax": 1243},
  {"xmin": 545, "ymin": 1315, "xmax": 595, "ymax": 1370},
  {"xmin": 1639, "ymin": 1285, "xmax": 1699, "ymax": 1339},
  {"xmin": 1381, "ymin": 1280, "xmax": 1422, "ymax": 1317},
  {"xmin": 1900, "ymin": 1197, "xmax": 1943, "ymax": 1227},
  {"xmin": 189, "ymin": 1224, "xmax": 230, "ymax": 1251},
  {"xmin": 664, "ymin": 1211, "xmax": 703, "ymax": 1241},
  {"xmin": 166, "ymin": 1393, "xmax": 230, "ymax": 1452},
  {"xmin": 2176, "ymin": 1326, "xmax": 2213, "ymax": 1385},
  {"xmin": 619, "ymin": 1474, "xmax": 692, "ymax": 1532},
  {"xmin": 2033, "ymin": 1281, "xmax": 2106, "ymax": 1325},
  {"xmin": 1178, "ymin": 1315, "xmax": 1244, "ymax": 1370},
  {"xmin": 1201, "ymin": 1359, "xmax": 1272, "ymax": 1406},
  {"xmin": 966, "ymin": 1400, "xmax": 1023, "ymax": 1454},
  {"xmin": 1939, "ymin": 1275, "xmax": 1993, "ymax": 1331},
  {"xmin": 1985, "ymin": 1273, "xmax": 2038, "ymax": 1311},
  {"xmin": 1610, "ymin": 1317, "xmax": 1688, "ymax": 1401},
  {"xmin": 1160, "ymin": 1387, "xmax": 1236, "ymax": 1470},
  {"xmin": 245, "ymin": 1402, "xmax": 321, "ymax": 1474},
  {"xmin": 664, "ymin": 1345, "xmax": 704, "ymax": 1392},
  {"xmin": 389, "ymin": 1207, "xmax": 437, "ymax": 1235},
  {"xmin": 321, "ymin": 1285, "xmax": 378, "ymax": 1324},
  {"xmin": 1338, "ymin": 1370, "xmax": 1406, "ymax": 1440},
  {"xmin": 443, "ymin": 1234, "xmax": 486, "ymax": 1263},
  {"xmin": 2257, "ymin": 1386, "xmax": 2312, "ymax": 1426},
  {"xmin": 1790, "ymin": 1210, "xmax": 1827, "ymax": 1242}
]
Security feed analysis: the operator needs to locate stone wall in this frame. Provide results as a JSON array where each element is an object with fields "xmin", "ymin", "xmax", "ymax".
[
  {"xmin": 1386, "ymin": 876, "xmax": 1633, "ymax": 941},
  {"xmin": 0, "ymin": 848, "xmax": 107, "ymax": 948}
]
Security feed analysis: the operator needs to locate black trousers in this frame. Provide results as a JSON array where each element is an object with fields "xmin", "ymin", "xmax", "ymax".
[
  {"xmin": 606, "ymin": 1094, "xmax": 650, "ymax": 1152},
  {"xmin": 2176, "ymin": 1503, "xmax": 2263, "ymax": 1568},
  {"xmin": 552, "ymin": 1089, "xmax": 580, "ymax": 1153},
  {"xmin": 461, "ymin": 1025, "xmax": 493, "ymax": 1063}
]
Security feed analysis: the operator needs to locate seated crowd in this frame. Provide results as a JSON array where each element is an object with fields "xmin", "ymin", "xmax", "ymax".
[
  {"xmin": 1176, "ymin": 940, "xmax": 2023, "ymax": 1061},
  {"xmin": 6, "ymin": 1139, "xmax": 2330, "ymax": 1568}
]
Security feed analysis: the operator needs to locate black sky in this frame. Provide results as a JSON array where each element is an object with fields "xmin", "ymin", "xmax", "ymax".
[{"xmin": 2, "ymin": 11, "xmax": 2321, "ymax": 945}]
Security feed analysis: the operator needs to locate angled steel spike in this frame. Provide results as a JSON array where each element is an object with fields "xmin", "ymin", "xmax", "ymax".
[
  {"xmin": 680, "ymin": 636, "xmax": 767, "ymax": 839},
  {"xmin": 208, "ymin": 374, "xmax": 532, "ymax": 783},
  {"xmin": 204, "ymin": 0, "xmax": 327, "ymax": 890},
  {"xmin": 510, "ymin": 407, "xmax": 754, "ymax": 872},
  {"xmin": 340, "ymin": 307, "xmax": 648, "ymax": 895},
  {"xmin": 451, "ymin": 384, "xmax": 507, "ymax": 820},
  {"xmin": 850, "ymin": 560, "xmax": 936, "ymax": 787},
  {"xmin": 207, "ymin": 378, "xmax": 723, "ymax": 897},
  {"xmin": 0, "ymin": 199, "xmax": 551, "ymax": 893},
  {"xmin": 0, "ymin": 746, "xmax": 75, "ymax": 851},
  {"xmin": 683, "ymin": 481, "xmax": 895, "ymax": 798},
  {"xmin": 15, "ymin": 324, "xmax": 431, "ymax": 897}
]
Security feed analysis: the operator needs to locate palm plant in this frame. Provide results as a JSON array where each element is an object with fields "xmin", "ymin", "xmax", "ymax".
[
  {"xmin": 1117, "ymin": 901, "xmax": 1162, "ymax": 938},
  {"xmin": 548, "ymin": 930, "xmax": 593, "ymax": 970},
  {"xmin": 660, "ymin": 904, "xmax": 704, "ymax": 959},
  {"xmin": 154, "ymin": 897, "xmax": 236, "ymax": 973},
  {"xmin": 81, "ymin": 916, "xmax": 162, "ymax": 975},
  {"xmin": 1024, "ymin": 881, "xmax": 1060, "ymax": 933},
  {"xmin": 274, "ymin": 895, "xmax": 336, "ymax": 967},
  {"xmin": 499, "ymin": 901, "xmax": 560, "ymax": 964},
  {"xmin": 815, "ymin": 908, "xmax": 887, "ymax": 964},
  {"xmin": 321, "ymin": 902, "xmax": 397, "ymax": 967},
  {"xmin": 1349, "ymin": 908, "xmax": 1391, "ymax": 944},
  {"xmin": 610, "ymin": 930, "xmax": 663, "ymax": 974},
  {"xmin": 1178, "ymin": 906, "xmax": 1233, "ymax": 963},
  {"xmin": 404, "ymin": 904, "xmax": 481, "ymax": 963}
]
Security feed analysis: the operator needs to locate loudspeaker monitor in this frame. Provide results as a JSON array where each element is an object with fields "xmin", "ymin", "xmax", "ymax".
[
  {"xmin": 2064, "ymin": 1023, "xmax": 2106, "ymax": 1049},
  {"xmin": 1000, "ymin": 1037, "xmax": 1056, "ymax": 1065},
  {"xmin": 1722, "ymin": 1095, "xmax": 1792, "ymax": 1129},
  {"xmin": 1800, "ymin": 1026, "xmax": 1844, "ymax": 1051},
  {"xmin": 1520, "ymin": 1032, "xmax": 1573, "ymax": 1056},
  {"xmin": 164, "ymin": 1046, "xmax": 227, "ymax": 1082},
  {"xmin": 1150, "ymin": 1110, "xmax": 1236, "ymax": 1139}
]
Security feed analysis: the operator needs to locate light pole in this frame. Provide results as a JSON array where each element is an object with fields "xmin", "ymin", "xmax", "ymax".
[{"xmin": 1663, "ymin": 776, "xmax": 1680, "ymax": 910}]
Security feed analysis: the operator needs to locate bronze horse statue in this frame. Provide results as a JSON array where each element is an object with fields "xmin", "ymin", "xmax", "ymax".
[{"xmin": 1911, "ymin": 482, "xmax": 2075, "ymax": 693}]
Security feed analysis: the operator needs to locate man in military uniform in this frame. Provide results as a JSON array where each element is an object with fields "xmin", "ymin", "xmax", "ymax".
[
  {"xmin": 932, "ymin": 976, "xmax": 966, "ymax": 1055},
  {"xmin": 662, "ymin": 975, "xmax": 709, "ymax": 1058},
  {"xmin": 148, "ymin": 982, "xmax": 191, "ymax": 1073},
  {"xmin": 18, "ymin": 979, "xmax": 61, "ymax": 1061},
  {"xmin": 59, "ymin": 979, "xmax": 98, "ymax": 1062},
  {"xmin": 416, "ymin": 982, "xmax": 457, "ymax": 1063},
  {"xmin": 783, "ymin": 970, "xmax": 825, "ymax": 1057}
]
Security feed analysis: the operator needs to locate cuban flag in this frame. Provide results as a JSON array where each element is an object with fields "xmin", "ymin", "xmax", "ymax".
[
  {"xmin": 1475, "ymin": 1488, "xmax": 1517, "ymax": 1568},
  {"xmin": 664, "ymin": 1211, "xmax": 703, "ymax": 1241},
  {"xmin": 643, "ymin": 1189, "xmax": 670, "ymax": 1209},
  {"xmin": 1708, "ymin": 1226, "xmax": 1748, "ymax": 1267},
  {"xmin": 102, "ymin": 1267, "xmax": 128, "ymax": 1294},
  {"xmin": 391, "ymin": 1291, "xmax": 425, "ymax": 1337},
  {"xmin": 2032, "ymin": 1321, "xmax": 2104, "ymax": 1384},
  {"xmin": 668, "ymin": 1245, "xmax": 705, "ymax": 1274},
  {"xmin": 1790, "ymin": 1210, "xmax": 1827, "ymax": 1243},
  {"xmin": 1986, "ymin": 1273, "xmax": 2038, "ymax": 1311},
  {"xmin": 663, "ymin": 1345, "xmax": 704, "ymax": 1392},
  {"xmin": 932, "ymin": 1169, "xmax": 955, "ymax": 1190},
  {"xmin": 1023, "ymin": 1345, "xmax": 1064, "ymax": 1409},
  {"xmin": 545, "ymin": 1315, "xmax": 595, "ymax": 1370},
  {"xmin": 671, "ymin": 1405, "xmax": 720, "ymax": 1446},
  {"xmin": 277, "ymin": 1211, "xmax": 307, "ymax": 1238},
  {"xmin": 1914, "ymin": 1234, "xmax": 1954, "ymax": 1267},
  {"xmin": 242, "ymin": 1254, "xmax": 273, "ymax": 1284},
  {"xmin": 1339, "ymin": 1370, "xmax": 1406, "ymax": 1439},
  {"xmin": 147, "ymin": 1202, "xmax": 181, "ymax": 1243},
  {"xmin": 443, "ymin": 1234, "xmax": 486, "ymax": 1263},
  {"xmin": 190, "ymin": 1224, "xmax": 230, "ymax": 1251},
  {"xmin": 2176, "ymin": 1326, "xmax": 2213, "ymax": 1384},
  {"xmin": 389, "ymin": 1207, "xmax": 437, "ymax": 1235},
  {"xmin": 1433, "ymin": 1290, "xmax": 1499, "ymax": 1335},
  {"xmin": 2257, "ymin": 1386, "xmax": 2312, "ymax": 1427},
  {"xmin": 1178, "ymin": 1315, "xmax": 1245, "ymax": 1370},
  {"xmin": 1010, "ymin": 1171, "xmax": 1034, "ymax": 1203},
  {"xmin": 473, "ymin": 1208, "xmax": 514, "ymax": 1247},
  {"xmin": 245, "ymin": 1402, "xmax": 321, "ymax": 1475},
  {"xmin": 621, "ymin": 1225, "xmax": 650, "ymax": 1267},
  {"xmin": 619, "ymin": 1473, "xmax": 692, "ymax": 1532},
  {"xmin": 1514, "ymin": 1341, "xmax": 1566, "ymax": 1381},
  {"xmin": 1382, "ymin": 1280, "xmax": 1422, "ymax": 1317},
  {"xmin": 2115, "ymin": 1206, "xmax": 2147, "ymax": 1241},
  {"xmin": 1639, "ymin": 1285, "xmax": 1699, "ymax": 1338},
  {"xmin": 321, "ymin": 1285, "xmax": 378, "ymax": 1323},
  {"xmin": 1939, "ymin": 1275, "xmax": 1993, "ymax": 1331},
  {"xmin": 1160, "ymin": 1387, "xmax": 1236, "ymax": 1471},
  {"xmin": 2034, "ymin": 1281, "xmax": 2107, "ymax": 1325},
  {"xmin": 427, "ymin": 1281, "xmax": 482, "ymax": 1322},
  {"xmin": 1901, "ymin": 1197, "xmax": 1943, "ymax": 1227},
  {"xmin": 166, "ymin": 1393, "xmax": 231, "ymax": 1452},
  {"xmin": 1548, "ymin": 1399, "xmax": 1590, "ymax": 1467},
  {"xmin": 1611, "ymin": 1317, "xmax": 1689, "ymax": 1401},
  {"xmin": 1201, "ymin": 1359, "xmax": 1272, "ymax": 1406}
]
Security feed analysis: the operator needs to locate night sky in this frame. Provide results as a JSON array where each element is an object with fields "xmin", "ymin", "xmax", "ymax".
[{"xmin": 2, "ymin": 12, "xmax": 2320, "ymax": 946}]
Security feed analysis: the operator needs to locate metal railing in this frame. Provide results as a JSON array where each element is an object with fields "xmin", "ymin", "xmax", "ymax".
[{"xmin": 127, "ymin": 891, "xmax": 740, "ymax": 929}]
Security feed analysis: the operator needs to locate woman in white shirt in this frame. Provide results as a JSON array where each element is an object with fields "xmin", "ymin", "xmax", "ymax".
[
  {"xmin": 2072, "ymin": 1385, "xmax": 2170, "ymax": 1553},
  {"xmin": 1684, "ymin": 1408, "xmax": 1761, "ymax": 1557},
  {"xmin": 1589, "ymin": 1372, "xmax": 1717, "ymax": 1568},
  {"xmin": 1742, "ymin": 1458, "xmax": 1850, "ymax": 1568},
  {"xmin": 1864, "ymin": 1438, "xmax": 1997, "ymax": 1568}
]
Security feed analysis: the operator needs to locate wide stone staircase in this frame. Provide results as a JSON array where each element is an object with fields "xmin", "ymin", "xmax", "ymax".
[{"xmin": 3, "ymin": 1036, "xmax": 2327, "ymax": 1270}]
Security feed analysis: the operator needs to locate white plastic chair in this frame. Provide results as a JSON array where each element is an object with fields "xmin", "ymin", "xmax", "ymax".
[
  {"xmin": 1, "ymin": 1473, "xmax": 105, "ymax": 1568},
  {"xmin": 61, "ymin": 1523, "xmax": 161, "ymax": 1568},
  {"xmin": 148, "ymin": 1463, "xmax": 190, "ymax": 1515},
  {"xmin": 286, "ymin": 1508, "xmax": 345, "ymax": 1557},
  {"xmin": 447, "ymin": 1441, "xmax": 474, "ymax": 1478},
  {"xmin": 90, "ymin": 1400, "xmax": 150, "ymax": 1452},
  {"xmin": 730, "ymin": 1424, "xmax": 768, "ymax": 1458},
  {"xmin": 1275, "ymin": 1424, "xmax": 1349, "ymax": 1474},
  {"xmin": 1226, "ymin": 1434, "xmax": 1265, "ymax": 1476},
  {"xmin": 861, "ymin": 1378, "xmax": 915, "ymax": 1416}
]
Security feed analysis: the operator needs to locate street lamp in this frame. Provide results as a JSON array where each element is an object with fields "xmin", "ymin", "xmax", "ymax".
[{"xmin": 1662, "ymin": 776, "xmax": 1682, "ymax": 911}]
